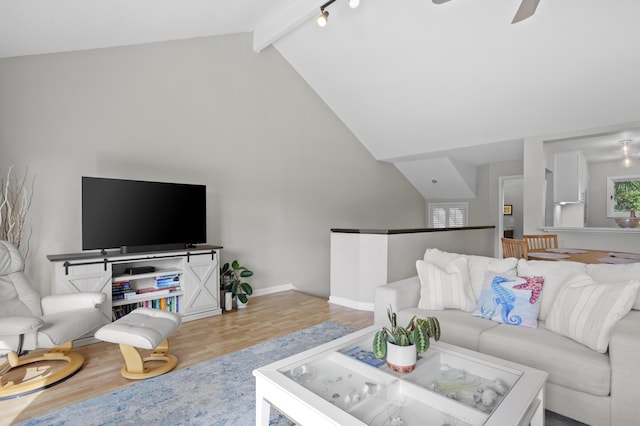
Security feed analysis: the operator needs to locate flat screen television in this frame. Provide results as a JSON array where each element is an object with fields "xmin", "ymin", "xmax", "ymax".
[{"xmin": 82, "ymin": 177, "xmax": 206, "ymax": 253}]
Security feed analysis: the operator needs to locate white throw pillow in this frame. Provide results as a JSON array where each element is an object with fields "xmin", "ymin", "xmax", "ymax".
[
  {"xmin": 467, "ymin": 255, "xmax": 518, "ymax": 300},
  {"xmin": 586, "ymin": 263, "xmax": 640, "ymax": 310},
  {"xmin": 546, "ymin": 273, "xmax": 640, "ymax": 353},
  {"xmin": 516, "ymin": 259, "xmax": 587, "ymax": 321},
  {"xmin": 423, "ymin": 248, "xmax": 464, "ymax": 267},
  {"xmin": 416, "ymin": 257, "xmax": 476, "ymax": 312}
]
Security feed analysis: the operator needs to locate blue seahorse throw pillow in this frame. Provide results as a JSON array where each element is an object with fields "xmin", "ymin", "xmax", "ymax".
[{"xmin": 472, "ymin": 273, "xmax": 545, "ymax": 328}]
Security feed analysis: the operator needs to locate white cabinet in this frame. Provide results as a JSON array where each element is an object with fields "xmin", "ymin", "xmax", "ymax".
[
  {"xmin": 52, "ymin": 261, "xmax": 113, "ymax": 324},
  {"xmin": 181, "ymin": 253, "xmax": 220, "ymax": 319},
  {"xmin": 49, "ymin": 245, "xmax": 222, "ymax": 325},
  {"xmin": 553, "ymin": 150, "xmax": 588, "ymax": 203}
]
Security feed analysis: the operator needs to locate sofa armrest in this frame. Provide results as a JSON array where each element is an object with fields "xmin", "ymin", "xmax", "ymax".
[
  {"xmin": 41, "ymin": 292, "xmax": 106, "ymax": 315},
  {"xmin": 609, "ymin": 310, "xmax": 640, "ymax": 425},
  {"xmin": 374, "ymin": 276, "xmax": 421, "ymax": 325}
]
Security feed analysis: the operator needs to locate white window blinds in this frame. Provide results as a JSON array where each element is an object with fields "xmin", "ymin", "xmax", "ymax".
[{"xmin": 428, "ymin": 203, "xmax": 468, "ymax": 228}]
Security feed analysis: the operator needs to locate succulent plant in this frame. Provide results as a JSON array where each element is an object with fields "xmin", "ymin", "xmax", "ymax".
[{"xmin": 372, "ymin": 305, "xmax": 440, "ymax": 360}]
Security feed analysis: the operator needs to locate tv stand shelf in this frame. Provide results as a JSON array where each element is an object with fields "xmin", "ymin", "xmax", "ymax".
[
  {"xmin": 48, "ymin": 245, "xmax": 223, "ymax": 334},
  {"xmin": 112, "ymin": 268, "xmax": 183, "ymax": 283}
]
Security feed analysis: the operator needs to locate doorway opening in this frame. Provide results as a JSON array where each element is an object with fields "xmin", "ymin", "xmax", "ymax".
[{"xmin": 498, "ymin": 175, "xmax": 524, "ymax": 258}]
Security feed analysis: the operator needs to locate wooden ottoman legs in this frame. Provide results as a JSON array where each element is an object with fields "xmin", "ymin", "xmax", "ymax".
[{"xmin": 118, "ymin": 338, "xmax": 178, "ymax": 380}]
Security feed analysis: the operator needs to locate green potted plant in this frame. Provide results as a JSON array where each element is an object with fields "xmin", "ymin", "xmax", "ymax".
[
  {"xmin": 372, "ymin": 305, "xmax": 440, "ymax": 373},
  {"xmin": 220, "ymin": 260, "xmax": 253, "ymax": 309}
]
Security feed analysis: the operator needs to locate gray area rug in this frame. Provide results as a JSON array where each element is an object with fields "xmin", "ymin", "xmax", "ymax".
[{"xmin": 19, "ymin": 321, "xmax": 584, "ymax": 425}]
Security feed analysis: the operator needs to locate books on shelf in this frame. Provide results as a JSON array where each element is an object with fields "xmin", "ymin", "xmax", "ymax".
[
  {"xmin": 156, "ymin": 274, "xmax": 181, "ymax": 288},
  {"xmin": 137, "ymin": 285, "xmax": 181, "ymax": 294},
  {"xmin": 112, "ymin": 281, "xmax": 134, "ymax": 300},
  {"xmin": 112, "ymin": 295, "xmax": 180, "ymax": 319}
]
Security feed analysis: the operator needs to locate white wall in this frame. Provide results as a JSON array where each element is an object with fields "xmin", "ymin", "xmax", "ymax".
[{"xmin": 0, "ymin": 33, "xmax": 426, "ymax": 297}]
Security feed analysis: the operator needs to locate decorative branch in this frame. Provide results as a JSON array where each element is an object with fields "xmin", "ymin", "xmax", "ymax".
[{"xmin": 0, "ymin": 166, "xmax": 35, "ymax": 261}]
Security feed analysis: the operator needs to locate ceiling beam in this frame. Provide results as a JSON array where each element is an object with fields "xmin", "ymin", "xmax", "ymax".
[{"xmin": 253, "ymin": 0, "xmax": 325, "ymax": 52}]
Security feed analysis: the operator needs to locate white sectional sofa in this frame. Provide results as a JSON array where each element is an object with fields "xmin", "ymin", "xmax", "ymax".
[{"xmin": 374, "ymin": 249, "xmax": 640, "ymax": 426}]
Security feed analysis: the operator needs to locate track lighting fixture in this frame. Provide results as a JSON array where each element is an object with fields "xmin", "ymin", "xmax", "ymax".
[
  {"xmin": 317, "ymin": 9, "xmax": 329, "ymax": 27},
  {"xmin": 317, "ymin": 0, "xmax": 359, "ymax": 28}
]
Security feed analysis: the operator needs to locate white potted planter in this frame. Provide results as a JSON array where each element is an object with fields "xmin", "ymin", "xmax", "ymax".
[
  {"xmin": 224, "ymin": 292, "xmax": 233, "ymax": 311},
  {"xmin": 386, "ymin": 342, "xmax": 417, "ymax": 373},
  {"xmin": 373, "ymin": 306, "xmax": 441, "ymax": 374}
]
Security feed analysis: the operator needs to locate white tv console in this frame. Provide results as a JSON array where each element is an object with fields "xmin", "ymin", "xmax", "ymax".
[{"xmin": 48, "ymin": 245, "xmax": 222, "ymax": 331}]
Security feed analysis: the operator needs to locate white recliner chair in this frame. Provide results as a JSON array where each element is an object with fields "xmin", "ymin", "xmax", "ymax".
[{"xmin": 0, "ymin": 240, "xmax": 107, "ymax": 399}]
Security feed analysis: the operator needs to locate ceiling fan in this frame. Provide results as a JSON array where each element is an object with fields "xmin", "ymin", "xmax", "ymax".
[{"xmin": 432, "ymin": 0, "xmax": 541, "ymax": 24}]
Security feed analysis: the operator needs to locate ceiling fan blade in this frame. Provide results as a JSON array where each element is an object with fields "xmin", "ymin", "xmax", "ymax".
[
  {"xmin": 432, "ymin": 0, "xmax": 452, "ymax": 4},
  {"xmin": 512, "ymin": 0, "xmax": 540, "ymax": 24}
]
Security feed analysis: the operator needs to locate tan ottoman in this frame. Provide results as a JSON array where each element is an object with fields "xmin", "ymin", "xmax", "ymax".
[{"xmin": 95, "ymin": 307, "xmax": 181, "ymax": 379}]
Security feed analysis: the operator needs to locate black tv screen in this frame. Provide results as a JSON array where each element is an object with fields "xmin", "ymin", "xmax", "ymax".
[{"xmin": 82, "ymin": 177, "xmax": 206, "ymax": 252}]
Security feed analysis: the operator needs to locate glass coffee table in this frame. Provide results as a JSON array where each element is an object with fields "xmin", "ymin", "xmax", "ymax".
[{"xmin": 253, "ymin": 325, "xmax": 547, "ymax": 426}]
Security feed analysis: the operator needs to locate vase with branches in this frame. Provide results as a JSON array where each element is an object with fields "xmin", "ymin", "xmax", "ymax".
[{"xmin": 0, "ymin": 166, "xmax": 35, "ymax": 260}]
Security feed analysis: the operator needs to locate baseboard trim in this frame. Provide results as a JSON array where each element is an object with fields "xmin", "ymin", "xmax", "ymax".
[
  {"xmin": 253, "ymin": 283, "xmax": 295, "ymax": 296},
  {"xmin": 328, "ymin": 296, "xmax": 374, "ymax": 311}
]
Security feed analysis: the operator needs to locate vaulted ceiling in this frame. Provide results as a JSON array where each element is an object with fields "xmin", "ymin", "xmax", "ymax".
[{"xmin": 3, "ymin": 0, "xmax": 640, "ymax": 199}]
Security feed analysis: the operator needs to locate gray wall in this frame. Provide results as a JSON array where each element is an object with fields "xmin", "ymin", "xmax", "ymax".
[
  {"xmin": 0, "ymin": 33, "xmax": 426, "ymax": 297},
  {"xmin": 504, "ymin": 177, "xmax": 524, "ymax": 239},
  {"xmin": 424, "ymin": 159, "xmax": 523, "ymax": 256}
]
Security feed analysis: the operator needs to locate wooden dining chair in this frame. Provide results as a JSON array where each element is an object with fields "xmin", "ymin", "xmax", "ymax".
[
  {"xmin": 523, "ymin": 234, "xmax": 558, "ymax": 251},
  {"xmin": 501, "ymin": 237, "xmax": 529, "ymax": 260}
]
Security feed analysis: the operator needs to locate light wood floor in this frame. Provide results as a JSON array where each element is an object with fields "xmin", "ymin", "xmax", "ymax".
[{"xmin": 2, "ymin": 291, "xmax": 373, "ymax": 425}]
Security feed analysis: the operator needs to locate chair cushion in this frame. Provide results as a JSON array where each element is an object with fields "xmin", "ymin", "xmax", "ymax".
[
  {"xmin": 0, "ymin": 276, "xmax": 33, "ymax": 317},
  {"xmin": 37, "ymin": 308, "xmax": 108, "ymax": 347},
  {"xmin": 398, "ymin": 307, "xmax": 499, "ymax": 352},
  {"xmin": 95, "ymin": 308, "xmax": 181, "ymax": 349},
  {"xmin": 479, "ymin": 323, "xmax": 611, "ymax": 396}
]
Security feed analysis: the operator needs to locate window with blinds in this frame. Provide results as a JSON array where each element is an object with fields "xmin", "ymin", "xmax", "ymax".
[{"xmin": 428, "ymin": 203, "xmax": 468, "ymax": 228}]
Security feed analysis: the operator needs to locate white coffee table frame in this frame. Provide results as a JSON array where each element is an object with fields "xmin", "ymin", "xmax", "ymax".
[{"xmin": 253, "ymin": 325, "xmax": 547, "ymax": 426}]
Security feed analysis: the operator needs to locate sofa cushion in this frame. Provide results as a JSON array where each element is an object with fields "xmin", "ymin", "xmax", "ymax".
[
  {"xmin": 472, "ymin": 273, "xmax": 544, "ymax": 328},
  {"xmin": 466, "ymin": 255, "xmax": 518, "ymax": 300},
  {"xmin": 479, "ymin": 323, "xmax": 612, "ymax": 396},
  {"xmin": 416, "ymin": 258, "xmax": 476, "ymax": 312},
  {"xmin": 586, "ymin": 263, "xmax": 640, "ymax": 310},
  {"xmin": 398, "ymin": 307, "xmax": 499, "ymax": 352},
  {"xmin": 546, "ymin": 273, "xmax": 639, "ymax": 353},
  {"xmin": 517, "ymin": 259, "xmax": 586, "ymax": 321},
  {"xmin": 423, "ymin": 248, "xmax": 464, "ymax": 266}
]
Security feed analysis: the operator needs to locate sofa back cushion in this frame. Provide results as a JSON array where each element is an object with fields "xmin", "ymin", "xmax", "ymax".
[
  {"xmin": 516, "ymin": 259, "xmax": 586, "ymax": 321},
  {"xmin": 586, "ymin": 263, "xmax": 640, "ymax": 310},
  {"xmin": 416, "ymin": 257, "xmax": 476, "ymax": 312},
  {"xmin": 466, "ymin": 255, "xmax": 518, "ymax": 300},
  {"xmin": 423, "ymin": 249, "xmax": 518, "ymax": 300},
  {"xmin": 545, "ymin": 273, "xmax": 640, "ymax": 353}
]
